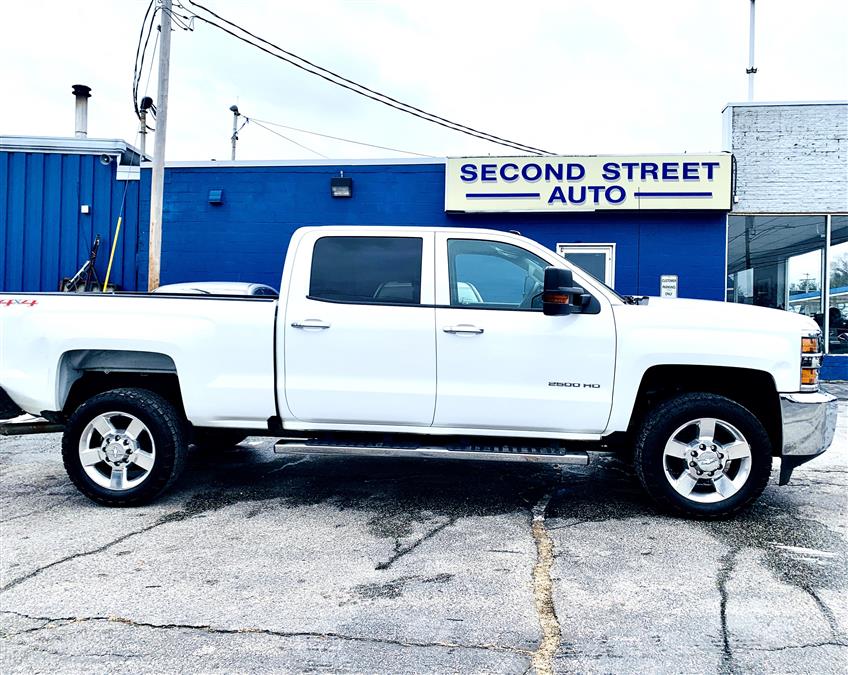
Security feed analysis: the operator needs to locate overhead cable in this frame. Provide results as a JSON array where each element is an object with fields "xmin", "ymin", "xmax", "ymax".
[
  {"xmin": 179, "ymin": 0, "xmax": 554, "ymax": 155},
  {"xmin": 249, "ymin": 119, "xmax": 329, "ymax": 158},
  {"xmin": 248, "ymin": 117, "xmax": 436, "ymax": 158},
  {"xmin": 132, "ymin": 0, "xmax": 157, "ymax": 118}
]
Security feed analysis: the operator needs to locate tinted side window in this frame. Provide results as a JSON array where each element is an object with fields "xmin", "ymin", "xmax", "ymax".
[
  {"xmin": 448, "ymin": 239, "xmax": 548, "ymax": 309},
  {"xmin": 310, "ymin": 236, "xmax": 423, "ymax": 305}
]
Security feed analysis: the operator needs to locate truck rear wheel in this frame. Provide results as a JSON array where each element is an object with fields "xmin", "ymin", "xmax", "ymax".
[
  {"xmin": 634, "ymin": 393, "xmax": 772, "ymax": 519},
  {"xmin": 61, "ymin": 388, "xmax": 187, "ymax": 507}
]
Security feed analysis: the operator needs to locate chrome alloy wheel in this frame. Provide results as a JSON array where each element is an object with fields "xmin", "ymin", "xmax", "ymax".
[
  {"xmin": 78, "ymin": 411, "xmax": 156, "ymax": 491},
  {"xmin": 662, "ymin": 417, "xmax": 752, "ymax": 504}
]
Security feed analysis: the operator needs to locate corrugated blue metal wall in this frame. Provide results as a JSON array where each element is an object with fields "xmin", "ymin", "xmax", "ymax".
[
  {"xmin": 0, "ymin": 151, "xmax": 141, "ymax": 292},
  {"xmin": 139, "ymin": 163, "xmax": 727, "ymax": 300}
]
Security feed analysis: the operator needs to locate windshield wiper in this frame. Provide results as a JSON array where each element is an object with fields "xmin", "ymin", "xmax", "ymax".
[{"xmin": 623, "ymin": 295, "xmax": 649, "ymax": 305}]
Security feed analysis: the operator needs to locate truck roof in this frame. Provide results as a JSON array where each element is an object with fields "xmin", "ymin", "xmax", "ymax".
[{"xmin": 292, "ymin": 225, "xmax": 523, "ymax": 237}]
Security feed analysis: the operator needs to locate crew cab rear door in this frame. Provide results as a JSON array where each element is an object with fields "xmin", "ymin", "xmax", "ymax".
[
  {"xmin": 282, "ymin": 230, "xmax": 436, "ymax": 426},
  {"xmin": 433, "ymin": 232, "xmax": 616, "ymax": 434}
]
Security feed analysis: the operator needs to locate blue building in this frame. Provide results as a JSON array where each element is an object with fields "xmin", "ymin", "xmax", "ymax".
[
  {"xmin": 0, "ymin": 143, "xmax": 729, "ymax": 300},
  {"xmin": 0, "ymin": 136, "xmax": 144, "ymax": 293},
  {"xmin": 138, "ymin": 156, "xmax": 729, "ymax": 301}
]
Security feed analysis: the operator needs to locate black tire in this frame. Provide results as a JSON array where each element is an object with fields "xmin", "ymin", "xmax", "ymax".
[
  {"xmin": 191, "ymin": 429, "xmax": 248, "ymax": 451},
  {"xmin": 635, "ymin": 392, "xmax": 772, "ymax": 519},
  {"xmin": 62, "ymin": 388, "xmax": 187, "ymax": 507}
]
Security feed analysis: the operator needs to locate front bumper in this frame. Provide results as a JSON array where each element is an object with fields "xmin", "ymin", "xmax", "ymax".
[{"xmin": 778, "ymin": 392, "xmax": 838, "ymax": 484}]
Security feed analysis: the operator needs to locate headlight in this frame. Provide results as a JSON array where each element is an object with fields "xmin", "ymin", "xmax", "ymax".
[{"xmin": 800, "ymin": 332, "xmax": 822, "ymax": 392}]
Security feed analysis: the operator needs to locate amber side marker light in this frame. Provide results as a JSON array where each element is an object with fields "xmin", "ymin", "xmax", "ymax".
[
  {"xmin": 802, "ymin": 337, "xmax": 820, "ymax": 354},
  {"xmin": 801, "ymin": 368, "xmax": 819, "ymax": 386}
]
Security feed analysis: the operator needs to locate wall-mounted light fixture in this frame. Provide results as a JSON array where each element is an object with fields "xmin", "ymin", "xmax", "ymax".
[
  {"xmin": 330, "ymin": 171, "xmax": 353, "ymax": 198},
  {"xmin": 208, "ymin": 189, "xmax": 224, "ymax": 205}
]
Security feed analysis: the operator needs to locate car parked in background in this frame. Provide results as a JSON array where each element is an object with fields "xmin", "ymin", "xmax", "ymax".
[{"xmin": 153, "ymin": 282, "xmax": 278, "ymax": 297}]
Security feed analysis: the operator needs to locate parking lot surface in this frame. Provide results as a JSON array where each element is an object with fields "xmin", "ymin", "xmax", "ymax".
[{"xmin": 1, "ymin": 408, "xmax": 846, "ymax": 674}]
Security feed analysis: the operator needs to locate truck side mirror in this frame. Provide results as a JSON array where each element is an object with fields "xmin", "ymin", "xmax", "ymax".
[{"xmin": 542, "ymin": 267, "xmax": 588, "ymax": 316}]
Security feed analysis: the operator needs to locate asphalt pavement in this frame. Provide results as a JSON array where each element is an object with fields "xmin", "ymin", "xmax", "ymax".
[{"xmin": 1, "ymin": 407, "xmax": 846, "ymax": 674}]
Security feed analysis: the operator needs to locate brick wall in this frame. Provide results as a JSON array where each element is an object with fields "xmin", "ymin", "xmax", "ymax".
[{"xmin": 727, "ymin": 103, "xmax": 848, "ymax": 213}]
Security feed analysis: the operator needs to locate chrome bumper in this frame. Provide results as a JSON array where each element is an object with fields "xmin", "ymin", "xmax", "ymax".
[{"xmin": 778, "ymin": 392, "xmax": 838, "ymax": 484}]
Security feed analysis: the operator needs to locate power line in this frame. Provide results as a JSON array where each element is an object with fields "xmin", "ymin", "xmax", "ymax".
[
  {"xmin": 248, "ymin": 117, "xmax": 436, "ymax": 158},
  {"xmin": 249, "ymin": 119, "xmax": 328, "ymax": 158},
  {"xmin": 179, "ymin": 0, "xmax": 554, "ymax": 156},
  {"xmin": 132, "ymin": 0, "xmax": 157, "ymax": 118},
  {"xmin": 143, "ymin": 29, "xmax": 160, "ymax": 102}
]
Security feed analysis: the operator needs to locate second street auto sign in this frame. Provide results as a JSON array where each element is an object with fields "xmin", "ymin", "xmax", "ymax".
[{"xmin": 444, "ymin": 154, "xmax": 732, "ymax": 212}]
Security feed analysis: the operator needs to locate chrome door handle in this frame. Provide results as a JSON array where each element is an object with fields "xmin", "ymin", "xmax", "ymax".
[
  {"xmin": 291, "ymin": 320, "xmax": 331, "ymax": 329},
  {"xmin": 443, "ymin": 324, "xmax": 484, "ymax": 335}
]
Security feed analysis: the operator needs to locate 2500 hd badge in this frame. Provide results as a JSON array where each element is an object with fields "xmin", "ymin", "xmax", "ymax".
[{"xmin": 549, "ymin": 381, "xmax": 601, "ymax": 388}]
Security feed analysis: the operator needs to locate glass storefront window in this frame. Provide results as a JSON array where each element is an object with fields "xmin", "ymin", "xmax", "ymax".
[
  {"xmin": 727, "ymin": 215, "xmax": 825, "ymax": 314},
  {"xmin": 727, "ymin": 214, "xmax": 848, "ymax": 355},
  {"xmin": 828, "ymin": 216, "xmax": 848, "ymax": 354},
  {"xmin": 787, "ymin": 249, "xmax": 822, "ymax": 316}
]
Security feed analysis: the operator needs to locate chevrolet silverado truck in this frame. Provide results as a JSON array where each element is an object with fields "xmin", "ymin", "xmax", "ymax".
[{"xmin": 0, "ymin": 227, "xmax": 837, "ymax": 517}]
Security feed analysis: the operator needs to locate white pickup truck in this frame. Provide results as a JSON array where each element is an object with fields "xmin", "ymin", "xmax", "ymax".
[{"xmin": 0, "ymin": 226, "xmax": 837, "ymax": 517}]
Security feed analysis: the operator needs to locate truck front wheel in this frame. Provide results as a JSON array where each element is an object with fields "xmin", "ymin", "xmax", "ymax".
[
  {"xmin": 61, "ymin": 388, "xmax": 187, "ymax": 507},
  {"xmin": 634, "ymin": 393, "xmax": 772, "ymax": 519}
]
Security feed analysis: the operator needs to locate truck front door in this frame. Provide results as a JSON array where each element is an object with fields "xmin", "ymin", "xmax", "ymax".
[
  {"xmin": 433, "ymin": 233, "xmax": 616, "ymax": 434},
  {"xmin": 282, "ymin": 231, "xmax": 436, "ymax": 426}
]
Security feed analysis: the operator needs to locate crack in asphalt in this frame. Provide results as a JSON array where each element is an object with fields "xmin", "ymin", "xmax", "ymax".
[
  {"xmin": 743, "ymin": 640, "xmax": 848, "ymax": 652},
  {"xmin": 0, "ymin": 458, "xmax": 298, "ymax": 593},
  {"xmin": 799, "ymin": 584, "xmax": 845, "ymax": 641},
  {"xmin": 0, "ymin": 492, "xmax": 223, "ymax": 593},
  {"xmin": 0, "ymin": 610, "xmax": 531, "ymax": 656},
  {"xmin": 0, "ymin": 516, "xmax": 180, "ymax": 593},
  {"xmin": 529, "ymin": 492, "xmax": 561, "ymax": 675},
  {"xmin": 375, "ymin": 516, "xmax": 457, "ymax": 571},
  {"xmin": 716, "ymin": 546, "xmax": 740, "ymax": 675}
]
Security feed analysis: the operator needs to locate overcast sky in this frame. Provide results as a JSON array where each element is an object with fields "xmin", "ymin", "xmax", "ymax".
[{"xmin": 1, "ymin": 1, "xmax": 846, "ymax": 161}]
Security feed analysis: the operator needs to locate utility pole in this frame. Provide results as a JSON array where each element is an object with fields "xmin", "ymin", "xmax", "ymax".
[
  {"xmin": 230, "ymin": 105, "xmax": 240, "ymax": 160},
  {"xmin": 747, "ymin": 0, "xmax": 757, "ymax": 101},
  {"xmin": 148, "ymin": 0, "xmax": 172, "ymax": 291}
]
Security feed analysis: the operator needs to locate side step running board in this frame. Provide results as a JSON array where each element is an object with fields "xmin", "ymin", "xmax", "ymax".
[
  {"xmin": 0, "ymin": 418, "xmax": 65, "ymax": 436},
  {"xmin": 274, "ymin": 440, "xmax": 589, "ymax": 465}
]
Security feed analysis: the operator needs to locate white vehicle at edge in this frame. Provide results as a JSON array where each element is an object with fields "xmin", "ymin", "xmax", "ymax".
[
  {"xmin": 0, "ymin": 226, "xmax": 837, "ymax": 517},
  {"xmin": 153, "ymin": 281, "xmax": 278, "ymax": 297}
]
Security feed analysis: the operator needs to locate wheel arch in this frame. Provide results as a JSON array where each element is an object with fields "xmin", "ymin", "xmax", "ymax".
[
  {"xmin": 58, "ymin": 350, "xmax": 185, "ymax": 419},
  {"xmin": 628, "ymin": 365, "xmax": 781, "ymax": 456}
]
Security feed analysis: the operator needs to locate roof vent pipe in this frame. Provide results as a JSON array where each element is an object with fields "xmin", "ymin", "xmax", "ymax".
[{"xmin": 72, "ymin": 84, "xmax": 91, "ymax": 138}]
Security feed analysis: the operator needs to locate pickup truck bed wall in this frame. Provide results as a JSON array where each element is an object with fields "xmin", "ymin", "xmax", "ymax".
[{"xmin": 1, "ymin": 295, "xmax": 278, "ymax": 426}]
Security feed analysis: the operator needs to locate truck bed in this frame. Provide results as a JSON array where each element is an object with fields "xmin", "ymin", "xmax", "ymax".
[{"xmin": 0, "ymin": 292, "xmax": 278, "ymax": 428}]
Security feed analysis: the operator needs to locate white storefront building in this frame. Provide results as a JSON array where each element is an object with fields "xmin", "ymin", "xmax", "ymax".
[{"xmin": 724, "ymin": 101, "xmax": 848, "ymax": 377}]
